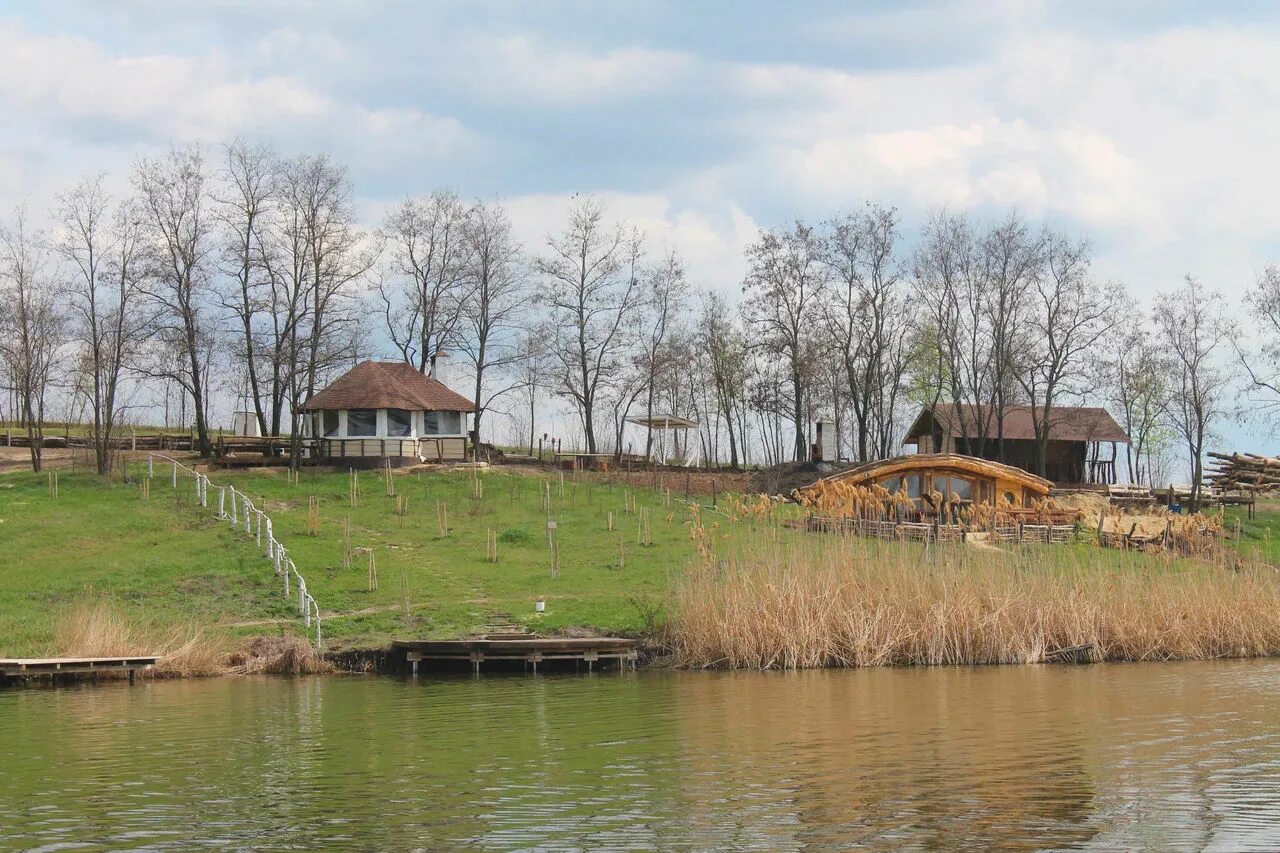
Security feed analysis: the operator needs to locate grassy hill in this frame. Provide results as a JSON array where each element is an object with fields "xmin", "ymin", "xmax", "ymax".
[{"xmin": 0, "ymin": 464, "xmax": 705, "ymax": 657}]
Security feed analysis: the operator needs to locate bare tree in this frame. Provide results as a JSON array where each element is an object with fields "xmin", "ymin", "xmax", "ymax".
[
  {"xmin": 1101, "ymin": 312, "xmax": 1169, "ymax": 485},
  {"xmin": 0, "ymin": 209, "xmax": 63, "ymax": 472},
  {"xmin": 510, "ymin": 329, "xmax": 551, "ymax": 455},
  {"xmin": 1015, "ymin": 232, "xmax": 1117, "ymax": 478},
  {"xmin": 1236, "ymin": 264, "xmax": 1280, "ymax": 423},
  {"xmin": 535, "ymin": 197, "xmax": 643, "ymax": 454},
  {"xmin": 379, "ymin": 191, "xmax": 468, "ymax": 372},
  {"xmin": 822, "ymin": 204, "xmax": 913, "ymax": 461},
  {"xmin": 273, "ymin": 154, "xmax": 374, "ymax": 463},
  {"xmin": 979, "ymin": 213, "xmax": 1041, "ymax": 462},
  {"xmin": 698, "ymin": 290, "xmax": 748, "ymax": 468},
  {"xmin": 133, "ymin": 145, "xmax": 217, "ymax": 455},
  {"xmin": 215, "ymin": 139, "xmax": 277, "ymax": 435},
  {"xmin": 1153, "ymin": 275, "xmax": 1236, "ymax": 510},
  {"xmin": 56, "ymin": 177, "xmax": 150, "ymax": 475},
  {"xmin": 741, "ymin": 221, "xmax": 825, "ymax": 461},
  {"xmin": 458, "ymin": 199, "xmax": 527, "ymax": 444},
  {"xmin": 636, "ymin": 251, "xmax": 689, "ymax": 459}
]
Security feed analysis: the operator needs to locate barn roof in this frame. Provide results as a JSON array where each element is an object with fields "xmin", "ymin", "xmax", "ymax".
[
  {"xmin": 300, "ymin": 361, "xmax": 475, "ymax": 412},
  {"xmin": 904, "ymin": 404, "xmax": 1128, "ymax": 444},
  {"xmin": 801, "ymin": 453, "xmax": 1054, "ymax": 495}
]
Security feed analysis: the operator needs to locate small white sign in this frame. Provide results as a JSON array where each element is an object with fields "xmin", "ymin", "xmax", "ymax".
[{"xmin": 546, "ymin": 520, "xmax": 557, "ymax": 530}]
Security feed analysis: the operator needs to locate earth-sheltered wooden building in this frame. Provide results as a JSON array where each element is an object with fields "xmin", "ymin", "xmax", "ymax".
[
  {"xmin": 300, "ymin": 359, "xmax": 475, "ymax": 467},
  {"xmin": 798, "ymin": 454, "xmax": 1053, "ymax": 515},
  {"xmin": 797, "ymin": 454, "xmax": 1075, "ymax": 543}
]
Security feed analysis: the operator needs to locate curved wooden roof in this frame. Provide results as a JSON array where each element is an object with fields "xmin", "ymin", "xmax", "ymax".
[
  {"xmin": 301, "ymin": 361, "xmax": 475, "ymax": 412},
  {"xmin": 805, "ymin": 453, "xmax": 1053, "ymax": 494}
]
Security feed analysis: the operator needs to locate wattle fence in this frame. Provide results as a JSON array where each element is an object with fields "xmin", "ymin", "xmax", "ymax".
[{"xmin": 148, "ymin": 454, "xmax": 322, "ymax": 647}]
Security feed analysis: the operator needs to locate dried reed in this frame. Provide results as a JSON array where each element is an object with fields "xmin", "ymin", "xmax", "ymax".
[{"xmin": 669, "ymin": 528, "xmax": 1280, "ymax": 669}]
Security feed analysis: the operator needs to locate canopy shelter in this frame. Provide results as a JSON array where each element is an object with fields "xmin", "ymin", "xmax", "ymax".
[{"xmin": 625, "ymin": 415, "xmax": 700, "ymax": 466}]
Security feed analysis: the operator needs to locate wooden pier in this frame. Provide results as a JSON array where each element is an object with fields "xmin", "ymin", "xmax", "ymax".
[
  {"xmin": 392, "ymin": 637, "xmax": 639, "ymax": 674},
  {"xmin": 1, "ymin": 656, "xmax": 159, "ymax": 683}
]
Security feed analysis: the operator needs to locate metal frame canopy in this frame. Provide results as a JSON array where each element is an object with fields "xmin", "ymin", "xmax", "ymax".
[{"xmin": 625, "ymin": 415, "xmax": 700, "ymax": 430}]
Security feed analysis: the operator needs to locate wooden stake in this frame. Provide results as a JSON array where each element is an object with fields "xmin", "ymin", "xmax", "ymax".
[
  {"xmin": 367, "ymin": 549, "xmax": 378, "ymax": 591},
  {"xmin": 308, "ymin": 495, "xmax": 319, "ymax": 536},
  {"xmin": 343, "ymin": 517, "xmax": 352, "ymax": 569}
]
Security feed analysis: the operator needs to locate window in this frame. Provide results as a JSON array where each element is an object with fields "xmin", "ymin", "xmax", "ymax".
[
  {"xmin": 424, "ymin": 410, "xmax": 463, "ymax": 435},
  {"xmin": 877, "ymin": 476, "xmax": 900, "ymax": 494},
  {"xmin": 323, "ymin": 410, "xmax": 340, "ymax": 437},
  {"xmin": 942, "ymin": 476, "xmax": 973, "ymax": 500},
  {"xmin": 905, "ymin": 475, "xmax": 922, "ymax": 499},
  {"xmin": 386, "ymin": 409, "xmax": 413, "ymax": 437},
  {"xmin": 346, "ymin": 409, "xmax": 377, "ymax": 437}
]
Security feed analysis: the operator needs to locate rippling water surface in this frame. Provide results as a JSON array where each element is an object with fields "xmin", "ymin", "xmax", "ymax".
[{"xmin": 3, "ymin": 662, "xmax": 1280, "ymax": 851}]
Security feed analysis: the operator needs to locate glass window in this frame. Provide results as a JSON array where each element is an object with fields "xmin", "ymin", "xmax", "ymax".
[
  {"xmin": 906, "ymin": 475, "xmax": 922, "ymax": 499},
  {"xmin": 323, "ymin": 410, "xmax": 340, "ymax": 437},
  {"xmin": 386, "ymin": 409, "xmax": 413, "ymax": 437},
  {"xmin": 347, "ymin": 409, "xmax": 377, "ymax": 437},
  {"xmin": 944, "ymin": 476, "xmax": 973, "ymax": 500},
  {"xmin": 424, "ymin": 411, "xmax": 463, "ymax": 435},
  {"xmin": 878, "ymin": 476, "xmax": 900, "ymax": 493}
]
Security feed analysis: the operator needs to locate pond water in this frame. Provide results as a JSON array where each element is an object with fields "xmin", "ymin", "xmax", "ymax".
[{"xmin": 2, "ymin": 662, "xmax": 1279, "ymax": 851}]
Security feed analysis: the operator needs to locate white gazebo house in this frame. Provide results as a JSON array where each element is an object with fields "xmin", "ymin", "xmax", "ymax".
[{"xmin": 300, "ymin": 356, "xmax": 474, "ymax": 466}]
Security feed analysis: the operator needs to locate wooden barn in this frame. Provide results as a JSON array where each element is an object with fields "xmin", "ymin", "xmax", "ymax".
[
  {"xmin": 904, "ymin": 404, "xmax": 1128, "ymax": 485},
  {"xmin": 300, "ymin": 358, "xmax": 474, "ymax": 467},
  {"xmin": 799, "ymin": 453, "xmax": 1053, "ymax": 517}
]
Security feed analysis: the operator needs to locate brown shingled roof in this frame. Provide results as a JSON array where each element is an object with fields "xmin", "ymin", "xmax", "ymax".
[
  {"xmin": 905, "ymin": 404, "xmax": 1128, "ymax": 443},
  {"xmin": 300, "ymin": 361, "xmax": 475, "ymax": 412}
]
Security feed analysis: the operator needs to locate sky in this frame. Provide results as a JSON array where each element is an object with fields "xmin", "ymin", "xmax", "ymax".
[{"xmin": 2, "ymin": 0, "xmax": 1278, "ymax": 452}]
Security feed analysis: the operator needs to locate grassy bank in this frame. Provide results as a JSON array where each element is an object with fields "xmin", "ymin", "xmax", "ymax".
[
  {"xmin": 0, "ymin": 465, "xmax": 702, "ymax": 656},
  {"xmin": 670, "ymin": 508, "xmax": 1280, "ymax": 668},
  {"xmin": 5, "ymin": 462, "xmax": 1279, "ymax": 670}
]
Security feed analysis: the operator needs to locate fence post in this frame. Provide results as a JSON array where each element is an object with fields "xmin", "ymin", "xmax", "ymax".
[
  {"xmin": 173, "ymin": 461, "xmax": 178, "ymax": 489},
  {"xmin": 299, "ymin": 579, "xmax": 307, "ymax": 616},
  {"xmin": 283, "ymin": 555, "xmax": 290, "ymax": 595},
  {"xmin": 148, "ymin": 454, "xmax": 154, "ymax": 478},
  {"xmin": 217, "ymin": 487, "xmax": 225, "ymax": 518},
  {"xmin": 228, "ymin": 488, "xmax": 238, "ymax": 526}
]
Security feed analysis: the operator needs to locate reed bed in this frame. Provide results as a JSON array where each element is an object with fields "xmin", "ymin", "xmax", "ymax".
[
  {"xmin": 55, "ymin": 599, "xmax": 227, "ymax": 677},
  {"xmin": 669, "ymin": 524, "xmax": 1280, "ymax": 669}
]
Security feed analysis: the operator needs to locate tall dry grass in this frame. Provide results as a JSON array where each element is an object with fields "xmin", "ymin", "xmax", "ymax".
[
  {"xmin": 55, "ymin": 599, "xmax": 228, "ymax": 677},
  {"xmin": 669, "ymin": 522, "xmax": 1280, "ymax": 669}
]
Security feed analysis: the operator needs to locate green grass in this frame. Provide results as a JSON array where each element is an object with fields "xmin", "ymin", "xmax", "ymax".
[
  {"xmin": 1221, "ymin": 505, "xmax": 1280, "ymax": 564},
  {"xmin": 4, "ymin": 463, "xmax": 1272, "ymax": 660},
  {"xmin": 0, "ymin": 466, "xmax": 705, "ymax": 655}
]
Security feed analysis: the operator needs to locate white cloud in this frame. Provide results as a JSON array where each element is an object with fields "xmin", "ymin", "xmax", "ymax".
[{"xmin": 447, "ymin": 34, "xmax": 695, "ymax": 106}]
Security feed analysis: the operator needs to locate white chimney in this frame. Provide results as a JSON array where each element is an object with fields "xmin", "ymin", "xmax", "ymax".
[{"xmin": 429, "ymin": 351, "xmax": 450, "ymax": 386}]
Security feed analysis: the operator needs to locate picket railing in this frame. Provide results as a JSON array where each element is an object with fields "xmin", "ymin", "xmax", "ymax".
[{"xmin": 148, "ymin": 453, "xmax": 322, "ymax": 647}]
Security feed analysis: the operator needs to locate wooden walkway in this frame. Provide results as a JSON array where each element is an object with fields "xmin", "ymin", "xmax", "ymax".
[
  {"xmin": 392, "ymin": 638, "xmax": 639, "ymax": 674},
  {"xmin": 1, "ymin": 656, "xmax": 158, "ymax": 683}
]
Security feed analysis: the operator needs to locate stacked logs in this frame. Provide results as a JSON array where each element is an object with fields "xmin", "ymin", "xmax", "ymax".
[{"xmin": 1207, "ymin": 452, "xmax": 1279, "ymax": 492}]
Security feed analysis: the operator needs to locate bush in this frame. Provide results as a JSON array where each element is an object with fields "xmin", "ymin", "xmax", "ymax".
[{"xmin": 497, "ymin": 527, "xmax": 532, "ymax": 545}]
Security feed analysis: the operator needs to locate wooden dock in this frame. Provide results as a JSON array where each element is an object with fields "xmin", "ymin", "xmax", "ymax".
[
  {"xmin": 392, "ymin": 637, "xmax": 639, "ymax": 674},
  {"xmin": 1, "ymin": 656, "xmax": 158, "ymax": 683}
]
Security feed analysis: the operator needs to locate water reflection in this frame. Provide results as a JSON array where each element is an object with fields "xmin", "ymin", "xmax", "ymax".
[{"xmin": 1, "ymin": 662, "xmax": 1278, "ymax": 851}]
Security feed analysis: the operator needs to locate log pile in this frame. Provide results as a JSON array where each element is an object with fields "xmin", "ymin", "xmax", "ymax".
[{"xmin": 1207, "ymin": 452, "xmax": 1279, "ymax": 492}]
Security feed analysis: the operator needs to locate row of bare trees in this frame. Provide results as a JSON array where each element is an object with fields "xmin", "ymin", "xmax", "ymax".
[{"xmin": 0, "ymin": 146, "xmax": 1271, "ymax": 492}]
